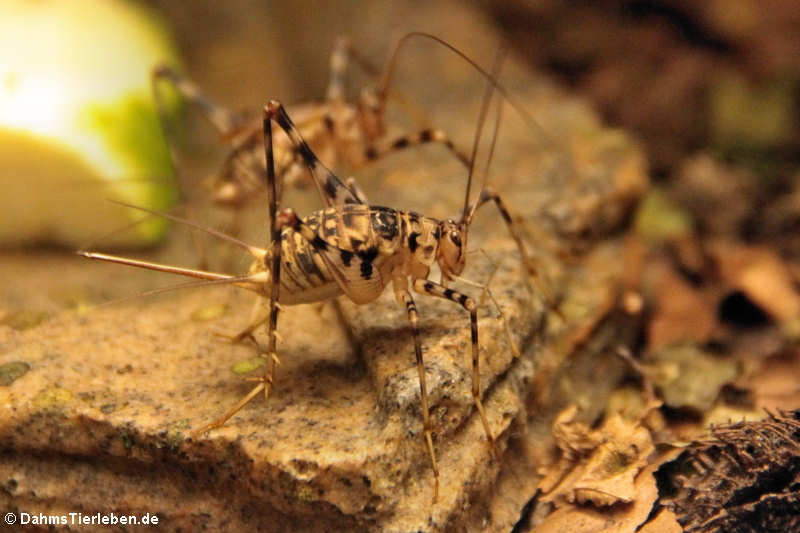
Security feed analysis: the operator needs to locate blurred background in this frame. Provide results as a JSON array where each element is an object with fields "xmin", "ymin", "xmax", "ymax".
[
  {"xmin": 159, "ymin": 0, "xmax": 800, "ymax": 254},
  {"xmin": 5, "ymin": 0, "xmax": 798, "ymax": 252}
]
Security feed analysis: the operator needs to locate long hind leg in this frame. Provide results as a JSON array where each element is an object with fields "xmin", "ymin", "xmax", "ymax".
[{"xmin": 190, "ymin": 102, "xmax": 290, "ymax": 436}]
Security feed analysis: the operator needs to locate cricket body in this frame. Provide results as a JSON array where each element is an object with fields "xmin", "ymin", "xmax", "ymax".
[
  {"xmin": 83, "ymin": 36, "xmax": 549, "ymax": 502},
  {"xmin": 152, "ymin": 35, "xmax": 468, "ymax": 208}
]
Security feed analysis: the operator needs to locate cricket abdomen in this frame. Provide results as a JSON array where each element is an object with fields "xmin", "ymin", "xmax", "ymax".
[{"xmin": 274, "ymin": 227, "xmax": 343, "ymax": 305}]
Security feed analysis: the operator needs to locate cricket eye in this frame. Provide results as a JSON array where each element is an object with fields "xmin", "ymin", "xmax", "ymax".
[{"xmin": 450, "ymin": 231, "xmax": 462, "ymax": 247}]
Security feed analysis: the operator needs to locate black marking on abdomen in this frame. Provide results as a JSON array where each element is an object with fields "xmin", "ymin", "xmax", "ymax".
[
  {"xmin": 358, "ymin": 247, "xmax": 379, "ymax": 280},
  {"xmin": 296, "ymin": 248, "xmax": 324, "ymax": 281},
  {"xmin": 408, "ymin": 232, "xmax": 421, "ymax": 253},
  {"xmin": 340, "ymin": 250, "xmax": 353, "ymax": 267},
  {"xmin": 312, "ymin": 235, "xmax": 328, "ymax": 251}
]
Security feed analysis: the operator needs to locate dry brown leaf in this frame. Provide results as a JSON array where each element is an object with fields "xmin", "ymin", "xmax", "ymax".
[
  {"xmin": 539, "ymin": 408, "xmax": 655, "ymax": 507},
  {"xmin": 535, "ymin": 451, "xmax": 678, "ymax": 533},
  {"xmin": 646, "ymin": 257, "xmax": 718, "ymax": 351},
  {"xmin": 637, "ymin": 508, "xmax": 683, "ymax": 533}
]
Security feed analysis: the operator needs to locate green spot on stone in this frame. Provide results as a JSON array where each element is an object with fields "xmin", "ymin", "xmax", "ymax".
[
  {"xmin": 191, "ymin": 303, "xmax": 229, "ymax": 322},
  {"xmin": 0, "ymin": 361, "xmax": 30, "ymax": 386},
  {"xmin": 31, "ymin": 386, "xmax": 73, "ymax": 409},
  {"xmin": 232, "ymin": 357, "xmax": 266, "ymax": 375}
]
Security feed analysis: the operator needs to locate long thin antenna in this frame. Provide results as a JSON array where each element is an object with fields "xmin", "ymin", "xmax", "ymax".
[
  {"xmin": 462, "ymin": 44, "xmax": 507, "ymax": 222},
  {"xmin": 88, "ymin": 274, "xmax": 267, "ymax": 310},
  {"xmin": 466, "ymin": 92, "xmax": 505, "ymax": 225},
  {"xmin": 377, "ymin": 32, "xmax": 554, "ymax": 147},
  {"xmin": 105, "ymin": 200, "xmax": 266, "ymax": 259}
]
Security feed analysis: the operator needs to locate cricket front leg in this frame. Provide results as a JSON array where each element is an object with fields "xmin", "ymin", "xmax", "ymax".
[
  {"xmin": 412, "ymin": 278, "xmax": 499, "ymax": 462},
  {"xmin": 395, "ymin": 284, "xmax": 440, "ymax": 502}
]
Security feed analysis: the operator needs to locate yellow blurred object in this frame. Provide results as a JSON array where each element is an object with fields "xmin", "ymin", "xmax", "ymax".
[{"xmin": 0, "ymin": 0, "xmax": 183, "ymax": 248}]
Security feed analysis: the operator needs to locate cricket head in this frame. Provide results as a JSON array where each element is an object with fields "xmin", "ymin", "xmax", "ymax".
[{"xmin": 436, "ymin": 218, "xmax": 468, "ymax": 280}]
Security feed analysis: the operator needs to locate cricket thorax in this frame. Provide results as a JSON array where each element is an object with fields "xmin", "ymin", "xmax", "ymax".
[{"xmin": 401, "ymin": 211, "xmax": 443, "ymax": 279}]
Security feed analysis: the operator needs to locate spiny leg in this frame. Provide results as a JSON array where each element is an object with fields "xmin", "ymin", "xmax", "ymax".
[
  {"xmin": 191, "ymin": 102, "xmax": 288, "ymax": 436},
  {"xmin": 412, "ymin": 278, "xmax": 500, "ymax": 463},
  {"xmin": 261, "ymin": 102, "xmax": 285, "ymax": 401},
  {"xmin": 468, "ymin": 186, "xmax": 563, "ymax": 319},
  {"xmin": 213, "ymin": 296, "xmax": 268, "ymax": 345},
  {"xmin": 395, "ymin": 285, "xmax": 439, "ymax": 502}
]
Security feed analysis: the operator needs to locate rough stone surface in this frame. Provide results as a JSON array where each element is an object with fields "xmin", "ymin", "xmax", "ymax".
[{"xmin": 0, "ymin": 1, "xmax": 648, "ymax": 531}]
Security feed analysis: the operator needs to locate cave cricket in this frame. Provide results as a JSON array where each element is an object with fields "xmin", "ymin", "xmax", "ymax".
[
  {"xmin": 151, "ymin": 35, "xmax": 470, "ymax": 210},
  {"xmin": 81, "ymin": 34, "xmax": 560, "ymax": 501}
]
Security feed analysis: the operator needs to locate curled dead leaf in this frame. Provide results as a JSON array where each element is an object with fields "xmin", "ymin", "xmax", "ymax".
[{"xmin": 539, "ymin": 407, "xmax": 655, "ymax": 507}]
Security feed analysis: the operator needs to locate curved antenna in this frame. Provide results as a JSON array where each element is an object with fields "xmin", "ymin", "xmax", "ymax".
[
  {"xmin": 103, "ymin": 200, "xmax": 267, "ymax": 259},
  {"xmin": 84, "ymin": 274, "xmax": 267, "ymax": 311},
  {"xmin": 466, "ymin": 93, "xmax": 505, "ymax": 226},
  {"xmin": 462, "ymin": 44, "xmax": 506, "ymax": 222},
  {"xmin": 376, "ymin": 31, "xmax": 555, "ymax": 149}
]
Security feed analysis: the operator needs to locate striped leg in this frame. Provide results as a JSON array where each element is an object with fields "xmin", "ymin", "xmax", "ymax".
[
  {"xmin": 191, "ymin": 102, "xmax": 288, "ymax": 437},
  {"xmin": 264, "ymin": 101, "xmax": 363, "ymax": 207},
  {"xmin": 395, "ymin": 284, "xmax": 439, "ymax": 502},
  {"xmin": 364, "ymin": 128, "xmax": 470, "ymax": 167},
  {"xmin": 469, "ymin": 187, "xmax": 562, "ymax": 318},
  {"xmin": 412, "ymin": 279, "xmax": 499, "ymax": 462},
  {"xmin": 326, "ymin": 36, "xmax": 470, "ymax": 169}
]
